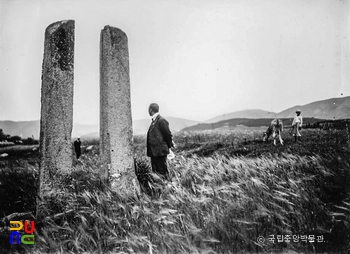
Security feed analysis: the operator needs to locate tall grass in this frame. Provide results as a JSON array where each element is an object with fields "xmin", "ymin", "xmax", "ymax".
[
  {"xmin": 31, "ymin": 153, "xmax": 341, "ymax": 253},
  {"xmin": 0, "ymin": 129, "xmax": 349, "ymax": 253}
]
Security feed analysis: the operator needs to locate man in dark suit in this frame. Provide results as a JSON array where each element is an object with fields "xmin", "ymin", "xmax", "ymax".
[
  {"xmin": 74, "ymin": 137, "xmax": 81, "ymax": 159},
  {"xmin": 147, "ymin": 103, "xmax": 174, "ymax": 179}
]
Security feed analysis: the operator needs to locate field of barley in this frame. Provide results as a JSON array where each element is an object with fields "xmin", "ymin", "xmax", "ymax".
[{"xmin": 0, "ymin": 128, "xmax": 349, "ymax": 253}]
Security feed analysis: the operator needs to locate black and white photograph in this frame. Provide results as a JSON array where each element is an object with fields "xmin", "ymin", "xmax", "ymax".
[{"xmin": 0, "ymin": 0, "xmax": 349, "ymax": 253}]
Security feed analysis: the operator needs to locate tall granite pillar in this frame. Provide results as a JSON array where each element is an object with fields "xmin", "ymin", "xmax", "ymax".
[
  {"xmin": 39, "ymin": 20, "xmax": 75, "ymax": 197},
  {"xmin": 100, "ymin": 26, "xmax": 138, "ymax": 194}
]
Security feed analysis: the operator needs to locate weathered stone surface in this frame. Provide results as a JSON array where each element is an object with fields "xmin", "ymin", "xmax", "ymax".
[
  {"xmin": 100, "ymin": 26, "xmax": 138, "ymax": 195},
  {"xmin": 39, "ymin": 20, "xmax": 74, "ymax": 195}
]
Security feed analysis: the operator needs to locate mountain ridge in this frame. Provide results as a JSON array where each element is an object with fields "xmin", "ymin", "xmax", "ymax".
[
  {"xmin": 205, "ymin": 109, "xmax": 277, "ymax": 123},
  {"xmin": 205, "ymin": 96, "xmax": 350, "ymax": 123},
  {"xmin": 1, "ymin": 96, "xmax": 349, "ymax": 138},
  {"xmin": 181, "ymin": 117, "xmax": 324, "ymax": 132},
  {"xmin": 0, "ymin": 117, "xmax": 199, "ymax": 139},
  {"xmin": 275, "ymin": 96, "xmax": 350, "ymax": 119}
]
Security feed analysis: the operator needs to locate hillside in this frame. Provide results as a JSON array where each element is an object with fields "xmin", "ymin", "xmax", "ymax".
[
  {"xmin": 0, "ymin": 117, "xmax": 199, "ymax": 139},
  {"xmin": 0, "ymin": 120, "xmax": 97, "ymax": 139},
  {"xmin": 205, "ymin": 96, "xmax": 350, "ymax": 122},
  {"xmin": 0, "ymin": 121, "xmax": 40, "ymax": 139},
  {"xmin": 133, "ymin": 117, "xmax": 198, "ymax": 135},
  {"xmin": 276, "ymin": 96, "xmax": 350, "ymax": 119},
  {"xmin": 181, "ymin": 117, "xmax": 323, "ymax": 132},
  {"xmin": 2, "ymin": 96, "xmax": 349, "ymax": 138},
  {"xmin": 205, "ymin": 109, "xmax": 277, "ymax": 123}
]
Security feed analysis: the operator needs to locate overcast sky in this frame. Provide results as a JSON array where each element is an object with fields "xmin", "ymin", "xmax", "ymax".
[{"xmin": 1, "ymin": 0, "xmax": 349, "ymax": 124}]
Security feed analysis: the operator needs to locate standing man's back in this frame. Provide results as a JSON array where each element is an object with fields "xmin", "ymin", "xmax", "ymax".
[
  {"xmin": 146, "ymin": 103, "xmax": 174, "ymax": 180},
  {"xmin": 74, "ymin": 137, "xmax": 81, "ymax": 159}
]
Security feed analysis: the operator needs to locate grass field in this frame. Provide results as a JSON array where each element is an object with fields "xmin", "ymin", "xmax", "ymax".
[{"xmin": 0, "ymin": 128, "xmax": 349, "ymax": 253}]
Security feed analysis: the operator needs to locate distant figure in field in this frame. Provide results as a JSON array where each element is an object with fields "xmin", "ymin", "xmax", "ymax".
[
  {"xmin": 292, "ymin": 110, "xmax": 303, "ymax": 142},
  {"xmin": 263, "ymin": 119, "xmax": 284, "ymax": 146},
  {"xmin": 146, "ymin": 103, "xmax": 174, "ymax": 180},
  {"xmin": 74, "ymin": 137, "xmax": 81, "ymax": 159}
]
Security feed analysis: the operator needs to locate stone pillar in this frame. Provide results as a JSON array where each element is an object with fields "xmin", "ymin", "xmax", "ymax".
[
  {"xmin": 39, "ymin": 20, "xmax": 75, "ymax": 196},
  {"xmin": 100, "ymin": 26, "xmax": 138, "ymax": 195}
]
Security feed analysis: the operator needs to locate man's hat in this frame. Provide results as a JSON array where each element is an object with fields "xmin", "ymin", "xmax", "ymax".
[{"xmin": 296, "ymin": 109, "xmax": 301, "ymax": 113}]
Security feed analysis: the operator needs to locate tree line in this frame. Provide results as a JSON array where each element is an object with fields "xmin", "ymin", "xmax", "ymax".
[{"xmin": 0, "ymin": 129, "xmax": 38, "ymax": 145}]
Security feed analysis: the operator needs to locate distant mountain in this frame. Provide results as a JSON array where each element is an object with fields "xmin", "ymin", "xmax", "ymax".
[
  {"xmin": 80, "ymin": 132, "xmax": 99, "ymax": 140},
  {"xmin": 82, "ymin": 117, "xmax": 199, "ymax": 139},
  {"xmin": 0, "ymin": 121, "xmax": 40, "ymax": 139},
  {"xmin": 182, "ymin": 118, "xmax": 324, "ymax": 132},
  {"xmin": 2, "ymin": 96, "xmax": 349, "ymax": 138},
  {"xmin": 0, "ymin": 116, "xmax": 199, "ymax": 140},
  {"xmin": 72, "ymin": 123, "xmax": 98, "ymax": 138},
  {"xmin": 129, "ymin": 117, "xmax": 199, "ymax": 135},
  {"xmin": 276, "ymin": 96, "xmax": 350, "ymax": 119},
  {"xmin": 205, "ymin": 109, "xmax": 277, "ymax": 123},
  {"xmin": 204, "ymin": 96, "xmax": 350, "ymax": 123},
  {"xmin": 0, "ymin": 120, "xmax": 98, "ymax": 139}
]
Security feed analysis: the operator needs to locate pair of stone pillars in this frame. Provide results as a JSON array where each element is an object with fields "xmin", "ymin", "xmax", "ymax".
[{"xmin": 39, "ymin": 20, "xmax": 137, "ymax": 200}]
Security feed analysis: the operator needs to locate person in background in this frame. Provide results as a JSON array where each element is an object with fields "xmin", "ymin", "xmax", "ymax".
[
  {"xmin": 146, "ymin": 103, "xmax": 174, "ymax": 180},
  {"xmin": 292, "ymin": 110, "xmax": 303, "ymax": 142},
  {"xmin": 74, "ymin": 137, "xmax": 82, "ymax": 159}
]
